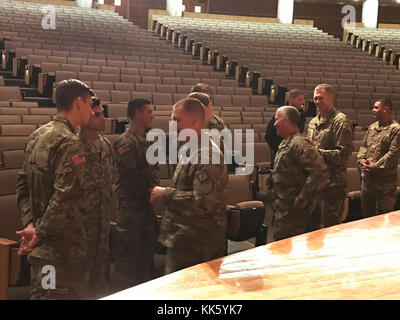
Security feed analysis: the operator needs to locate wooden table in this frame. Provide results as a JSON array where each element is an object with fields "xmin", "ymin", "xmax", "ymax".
[{"xmin": 103, "ymin": 211, "xmax": 400, "ymax": 300}]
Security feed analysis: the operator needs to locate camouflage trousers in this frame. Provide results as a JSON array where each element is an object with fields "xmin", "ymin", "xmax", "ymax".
[
  {"xmin": 111, "ymin": 205, "xmax": 157, "ymax": 291},
  {"xmin": 28, "ymin": 256, "xmax": 89, "ymax": 300},
  {"xmin": 272, "ymin": 197, "xmax": 317, "ymax": 241},
  {"xmin": 85, "ymin": 216, "xmax": 110, "ymax": 299},
  {"xmin": 165, "ymin": 241, "xmax": 227, "ymax": 275},
  {"xmin": 307, "ymin": 186, "xmax": 346, "ymax": 231},
  {"xmin": 361, "ymin": 178, "xmax": 397, "ymax": 218}
]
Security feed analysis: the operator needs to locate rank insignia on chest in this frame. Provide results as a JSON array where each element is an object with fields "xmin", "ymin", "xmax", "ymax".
[{"xmin": 71, "ymin": 153, "xmax": 85, "ymax": 166}]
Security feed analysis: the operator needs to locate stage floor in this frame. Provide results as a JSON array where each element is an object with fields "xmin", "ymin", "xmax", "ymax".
[{"xmin": 103, "ymin": 211, "xmax": 400, "ymax": 300}]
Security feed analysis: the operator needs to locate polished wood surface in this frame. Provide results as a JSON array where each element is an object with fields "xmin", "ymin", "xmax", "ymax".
[{"xmin": 103, "ymin": 211, "xmax": 400, "ymax": 300}]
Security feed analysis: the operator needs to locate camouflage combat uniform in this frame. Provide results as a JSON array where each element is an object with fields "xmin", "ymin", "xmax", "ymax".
[
  {"xmin": 357, "ymin": 120, "xmax": 400, "ymax": 217},
  {"xmin": 112, "ymin": 127, "xmax": 159, "ymax": 289},
  {"xmin": 206, "ymin": 113, "xmax": 225, "ymax": 131},
  {"xmin": 16, "ymin": 115, "xmax": 89, "ymax": 300},
  {"xmin": 272, "ymin": 132, "xmax": 328, "ymax": 241},
  {"xmin": 79, "ymin": 131, "xmax": 117, "ymax": 298},
  {"xmin": 159, "ymin": 136, "xmax": 228, "ymax": 274},
  {"xmin": 307, "ymin": 107, "xmax": 354, "ymax": 229}
]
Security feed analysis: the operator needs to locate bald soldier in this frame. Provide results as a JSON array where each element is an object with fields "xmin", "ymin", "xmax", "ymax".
[
  {"xmin": 357, "ymin": 98, "xmax": 400, "ymax": 217},
  {"xmin": 191, "ymin": 83, "xmax": 226, "ymax": 131},
  {"xmin": 307, "ymin": 84, "xmax": 354, "ymax": 229},
  {"xmin": 272, "ymin": 106, "xmax": 328, "ymax": 240},
  {"xmin": 16, "ymin": 79, "xmax": 94, "ymax": 299},
  {"xmin": 150, "ymin": 98, "xmax": 228, "ymax": 274}
]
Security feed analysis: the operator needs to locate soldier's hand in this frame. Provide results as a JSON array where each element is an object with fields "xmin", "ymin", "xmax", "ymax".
[
  {"xmin": 16, "ymin": 225, "xmax": 40, "ymax": 255},
  {"xmin": 150, "ymin": 186, "xmax": 165, "ymax": 203},
  {"xmin": 364, "ymin": 160, "xmax": 375, "ymax": 172}
]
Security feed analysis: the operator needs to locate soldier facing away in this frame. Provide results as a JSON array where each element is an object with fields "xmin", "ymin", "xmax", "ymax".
[
  {"xmin": 191, "ymin": 82, "xmax": 226, "ymax": 131},
  {"xmin": 16, "ymin": 79, "xmax": 93, "ymax": 299},
  {"xmin": 111, "ymin": 98, "xmax": 159, "ymax": 290},
  {"xmin": 150, "ymin": 98, "xmax": 228, "ymax": 274},
  {"xmin": 79, "ymin": 93, "xmax": 117, "ymax": 298},
  {"xmin": 306, "ymin": 84, "xmax": 354, "ymax": 230},
  {"xmin": 357, "ymin": 98, "xmax": 400, "ymax": 218},
  {"xmin": 272, "ymin": 106, "xmax": 328, "ymax": 241}
]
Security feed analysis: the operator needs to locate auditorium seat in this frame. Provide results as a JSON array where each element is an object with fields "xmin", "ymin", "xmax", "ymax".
[
  {"xmin": 0, "ymin": 87, "xmax": 22, "ymax": 101},
  {"xmin": 21, "ymin": 115, "xmax": 51, "ymax": 125},
  {"xmin": 0, "ymin": 136, "xmax": 29, "ymax": 151},
  {"xmin": 113, "ymin": 82, "xmax": 134, "ymax": 92},
  {"xmin": 0, "ymin": 107, "xmax": 29, "ymax": 115},
  {"xmin": 346, "ymin": 167, "xmax": 361, "ymax": 199},
  {"xmin": 0, "ymin": 115, "xmax": 21, "ymax": 125},
  {"xmin": 0, "ymin": 124, "xmax": 37, "ymax": 136},
  {"xmin": 214, "ymin": 95, "xmax": 233, "ymax": 107},
  {"xmin": 1, "ymin": 150, "xmax": 24, "ymax": 169},
  {"xmin": 111, "ymin": 90, "xmax": 131, "ymax": 103},
  {"xmin": 0, "ymin": 169, "xmax": 19, "ymax": 195},
  {"xmin": 0, "ymin": 194, "xmax": 21, "ymax": 241},
  {"xmin": 93, "ymin": 81, "xmax": 114, "ymax": 90},
  {"xmin": 131, "ymin": 91, "xmax": 152, "ymax": 101},
  {"xmin": 153, "ymin": 93, "xmax": 173, "ymax": 106}
]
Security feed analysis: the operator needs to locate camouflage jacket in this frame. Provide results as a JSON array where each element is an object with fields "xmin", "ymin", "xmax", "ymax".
[
  {"xmin": 79, "ymin": 131, "xmax": 117, "ymax": 257},
  {"xmin": 273, "ymin": 132, "xmax": 328, "ymax": 203},
  {"xmin": 357, "ymin": 120, "xmax": 400, "ymax": 180},
  {"xmin": 16, "ymin": 115, "xmax": 87, "ymax": 262},
  {"xmin": 114, "ymin": 128, "xmax": 159, "ymax": 225},
  {"xmin": 206, "ymin": 113, "xmax": 225, "ymax": 131},
  {"xmin": 307, "ymin": 107, "xmax": 354, "ymax": 187},
  {"xmin": 159, "ymin": 137, "xmax": 228, "ymax": 250}
]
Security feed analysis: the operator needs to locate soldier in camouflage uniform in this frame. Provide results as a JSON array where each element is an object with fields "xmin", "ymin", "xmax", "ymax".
[
  {"xmin": 79, "ymin": 94, "xmax": 117, "ymax": 298},
  {"xmin": 151, "ymin": 98, "xmax": 228, "ymax": 274},
  {"xmin": 272, "ymin": 106, "xmax": 328, "ymax": 241},
  {"xmin": 191, "ymin": 83, "xmax": 226, "ymax": 131},
  {"xmin": 357, "ymin": 98, "xmax": 400, "ymax": 218},
  {"xmin": 111, "ymin": 98, "xmax": 159, "ymax": 290},
  {"xmin": 16, "ymin": 79, "xmax": 93, "ymax": 299},
  {"xmin": 306, "ymin": 84, "xmax": 354, "ymax": 229}
]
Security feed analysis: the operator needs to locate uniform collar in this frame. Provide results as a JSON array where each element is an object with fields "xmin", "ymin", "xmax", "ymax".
[
  {"xmin": 316, "ymin": 107, "xmax": 336, "ymax": 126},
  {"xmin": 54, "ymin": 115, "xmax": 76, "ymax": 134}
]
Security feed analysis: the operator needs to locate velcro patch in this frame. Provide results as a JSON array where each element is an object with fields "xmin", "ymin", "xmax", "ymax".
[
  {"xmin": 71, "ymin": 153, "xmax": 85, "ymax": 166},
  {"xmin": 118, "ymin": 147, "xmax": 129, "ymax": 155},
  {"xmin": 197, "ymin": 170, "xmax": 209, "ymax": 183}
]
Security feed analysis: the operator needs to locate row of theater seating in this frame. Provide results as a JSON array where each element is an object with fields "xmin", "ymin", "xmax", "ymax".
[
  {"xmin": 346, "ymin": 27, "xmax": 400, "ymax": 53},
  {"xmin": 152, "ymin": 15, "xmax": 400, "ymax": 105}
]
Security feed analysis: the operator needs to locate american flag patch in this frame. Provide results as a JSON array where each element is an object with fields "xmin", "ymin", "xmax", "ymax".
[{"xmin": 71, "ymin": 153, "xmax": 85, "ymax": 166}]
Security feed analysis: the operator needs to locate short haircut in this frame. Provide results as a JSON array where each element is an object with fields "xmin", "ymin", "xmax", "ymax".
[
  {"xmin": 376, "ymin": 97, "xmax": 393, "ymax": 111},
  {"xmin": 127, "ymin": 98, "xmax": 151, "ymax": 120},
  {"xmin": 278, "ymin": 106, "xmax": 300, "ymax": 127},
  {"xmin": 188, "ymin": 92, "xmax": 210, "ymax": 107},
  {"xmin": 314, "ymin": 83, "xmax": 334, "ymax": 97},
  {"xmin": 175, "ymin": 98, "xmax": 205, "ymax": 121},
  {"xmin": 288, "ymin": 88, "xmax": 304, "ymax": 100},
  {"xmin": 55, "ymin": 79, "xmax": 91, "ymax": 112},
  {"xmin": 191, "ymin": 83, "xmax": 213, "ymax": 96},
  {"xmin": 91, "ymin": 97, "xmax": 101, "ymax": 109}
]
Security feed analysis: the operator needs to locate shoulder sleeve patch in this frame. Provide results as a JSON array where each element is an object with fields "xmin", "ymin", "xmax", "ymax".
[
  {"xmin": 71, "ymin": 153, "xmax": 85, "ymax": 166},
  {"xmin": 197, "ymin": 169, "xmax": 209, "ymax": 183}
]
